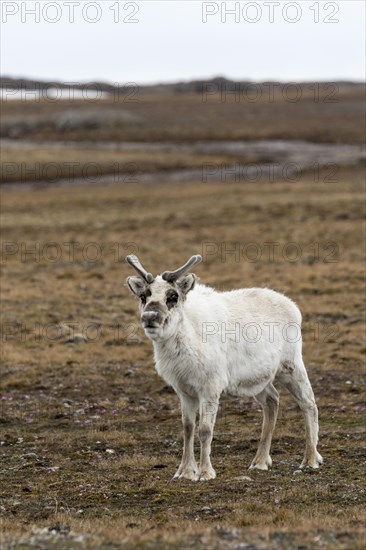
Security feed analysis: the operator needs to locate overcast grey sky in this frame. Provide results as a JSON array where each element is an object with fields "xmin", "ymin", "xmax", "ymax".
[{"xmin": 1, "ymin": 1, "xmax": 365, "ymax": 83}]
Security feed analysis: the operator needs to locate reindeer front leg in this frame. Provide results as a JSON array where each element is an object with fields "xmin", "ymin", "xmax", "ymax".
[
  {"xmin": 174, "ymin": 394, "xmax": 199, "ymax": 481},
  {"xmin": 198, "ymin": 397, "xmax": 219, "ymax": 481}
]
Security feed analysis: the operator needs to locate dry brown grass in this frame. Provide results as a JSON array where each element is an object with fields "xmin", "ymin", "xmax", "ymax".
[
  {"xmin": 0, "ymin": 143, "xmax": 262, "ymax": 184},
  {"xmin": 1, "ymin": 87, "xmax": 365, "ymax": 144},
  {"xmin": 0, "ymin": 165, "xmax": 365, "ymax": 549}
]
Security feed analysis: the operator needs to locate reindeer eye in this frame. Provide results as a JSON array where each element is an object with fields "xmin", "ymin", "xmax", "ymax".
[
  {"xmin": 140, "ymin": 294, "xmax": 146, "ymax": 305},
  {"xmin": 166, "ymin": 292, "xmax": 178, "ymax": 307}
]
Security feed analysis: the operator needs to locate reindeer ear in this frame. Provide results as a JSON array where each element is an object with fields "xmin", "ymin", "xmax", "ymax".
[
  {"xmin": 176, "ymin": 273, "xmax": 197, "ymax": 295},
  {"xmin": 126, "ymin": 276, "xmax": 146, "ymax": 296}
]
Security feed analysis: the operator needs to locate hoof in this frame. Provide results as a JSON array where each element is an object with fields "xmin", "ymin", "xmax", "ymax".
[
  {"xmin": 198, "ymin": 468, "xmax": 216, "ymax": 481},
  {"xmin": 249, "ymin": 463, "xmax": 269, "ymax": 471},
  {"xmin": 173, "ymin": 470, "xmax": 199, "ymax": 481},
  {"xmin": 300, "ymin": 452, "xmax": 323, "ymax": 469},
  {"xmin": 249, "ymin": 455, "xmax": 272, "ymax": 471},
  {"xmin": 173, "ymin": 463, "xmax": 199, "ymax": 481}
]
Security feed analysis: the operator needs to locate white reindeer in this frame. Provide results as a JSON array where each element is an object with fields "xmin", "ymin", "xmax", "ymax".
[{"xmin": 126, "ymin": 254, "xmax": 322, "ymax": 481}]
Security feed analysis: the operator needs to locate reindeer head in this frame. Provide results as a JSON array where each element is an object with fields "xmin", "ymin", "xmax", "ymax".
[{"xmin": 126, "ymin": 254, "xmax": 202, "ymax": 341}]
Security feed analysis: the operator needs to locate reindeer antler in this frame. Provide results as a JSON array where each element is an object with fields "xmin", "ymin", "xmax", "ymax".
[
  {"xmin": 162, "ymin": 255, "xmax": 202, "ymax": 283},
  {"xmin": 126, "ymin": 255, "xmax": 154, "ymax": 283}
]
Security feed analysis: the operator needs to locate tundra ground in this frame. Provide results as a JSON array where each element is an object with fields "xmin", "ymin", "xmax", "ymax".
[
  {"xmin": 1, "ymin": 87, "xmax": 365, "ymax": 185},
  {"xmin": 1, "ymin": 164, "xmax": 365, "ymax": 549}
]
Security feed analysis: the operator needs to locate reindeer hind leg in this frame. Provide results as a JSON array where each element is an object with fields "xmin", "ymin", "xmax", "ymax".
[
  {"xmin": 250, "ymin": 383, "xmax": 279, "ymax": 470},
  {"xmin": 278, "ymin": 359, "xmax": 323, "ymax": 469}
]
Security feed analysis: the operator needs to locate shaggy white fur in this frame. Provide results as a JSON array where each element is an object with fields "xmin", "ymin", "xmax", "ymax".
[{"xmin": 127, "ymin": 273, "xmax": 323, "ymax": 481}]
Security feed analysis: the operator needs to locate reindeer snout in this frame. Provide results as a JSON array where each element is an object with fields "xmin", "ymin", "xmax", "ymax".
[{"xmin": 141, "ymin": 310, "xmax": 160, "ymax": 326}]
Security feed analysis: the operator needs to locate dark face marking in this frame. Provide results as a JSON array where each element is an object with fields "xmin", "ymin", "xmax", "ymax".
[
  {"xmin": 140, "ymin": 288, "xmax": 151, "ymax": 306},
  {"xmin": 165, "ymin": 288, "xmax": 179, "ymax": 310}
]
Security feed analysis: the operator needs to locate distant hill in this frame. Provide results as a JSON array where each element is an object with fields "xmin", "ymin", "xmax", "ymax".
[{"xmin": 1, "ymin": 76, "xmax": 364, "ymax": 96}]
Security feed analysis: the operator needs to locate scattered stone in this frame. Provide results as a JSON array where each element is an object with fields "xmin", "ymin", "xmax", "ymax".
[
  {"xmin": 293, "ymin": 469, "xmax": 303, "ymax": 475},
  {"xmin": 233, "ymin": 475, "xmax": 253, "ymax": 481},
  {"xmin": 74, "ymin": 535, "xmax": 86, "ymax": 542},
  {"xmin": 124, "ymin": 369, "xmax": 138, "ymax": 377},
  {"xmin": 48, "ymin": 524, "xmax": 70, "ymax": 535},
  {"xmin": 65, "ymin": 334, "xmax": 87, "ymax": 345},
  {"xmin": 57, "ymin": 323, "xmax": 74, "ymax": 337},
  {"xmin": 32, "ymin": 527, "xmax": 49, "ymax": 536},
  {"xmin": 21, "ymin": 453, "xmax": 38, "ymax": 460},
  {"xmin": 217, "ymin": 527, "xmax": 238, "ymax": 541}
]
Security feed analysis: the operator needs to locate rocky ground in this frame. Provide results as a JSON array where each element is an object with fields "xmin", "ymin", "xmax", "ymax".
[{"xmin": 1, "ymin": 163, "xmax": 365, "ymax": 548}]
